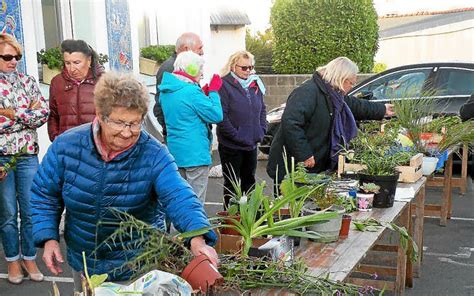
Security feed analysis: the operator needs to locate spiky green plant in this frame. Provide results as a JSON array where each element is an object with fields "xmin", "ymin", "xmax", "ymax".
[
  {"xmin": 97, "ymin": 210, "xmax": 211, "ymax": 278},
  {"xmin": 217, "ymin": 255, "xmax": 374, "ymax": 295}
]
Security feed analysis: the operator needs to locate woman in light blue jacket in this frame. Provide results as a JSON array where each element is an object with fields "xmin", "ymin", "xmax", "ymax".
[{"xmin": 159, "ymin": 51, "xmax": 223, "ymax": 203}]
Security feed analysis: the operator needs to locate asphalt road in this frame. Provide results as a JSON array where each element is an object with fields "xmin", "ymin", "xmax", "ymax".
[{"xmin": 0, "ymin": 157, "xmax": 473, "ymax": 296}]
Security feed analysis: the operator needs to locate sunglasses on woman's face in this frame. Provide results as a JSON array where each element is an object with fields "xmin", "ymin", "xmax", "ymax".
[
  {"xmin": 0, "ymin": 54, "xmax": 22, "ymax": 61},
  {"xmin": 236, "ymin": 65, "xmax": 254, "ymax": 71}
]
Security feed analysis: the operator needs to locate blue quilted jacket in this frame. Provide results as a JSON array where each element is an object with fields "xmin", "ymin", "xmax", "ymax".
[{"xmin": 30, "ymin": 124, "xmax": 217, "ymax": 280}]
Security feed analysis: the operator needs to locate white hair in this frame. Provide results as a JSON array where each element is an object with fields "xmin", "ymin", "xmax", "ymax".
[
  {"xmin": 175, "ymin": 32, "xmax": 200, "ymax": 53},
  {"xmin": 173, "ymin": 51, "xmax": 205, "ymax": 78},
  {"xmin": 316, "ymin": 57, "xmax": 359, "ymax": 92}
]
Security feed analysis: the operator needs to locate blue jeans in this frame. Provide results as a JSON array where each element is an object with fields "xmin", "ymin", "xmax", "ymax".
[{"xmin": 0, "ymin": 155, "xmax": 38, "ymax": 261}]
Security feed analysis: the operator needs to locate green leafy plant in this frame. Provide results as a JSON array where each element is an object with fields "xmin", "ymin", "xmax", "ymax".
[
  {"xmin": 98, "ymin": 53, "xmax": 109, "ymax": 65},
  {"xmin": 360, "ymin": 183, "xmax": 380, "ymax": 194},
  {"xmin": 37, "ymin": 47, "xmax": 63, "ymax": 70},
  {"xmin": 353, "ymin": 218, "xmax": 418, "ymax": 263},
  {"xmin": 349, "ymin": 130, "xmax": 416, "ymax": 176},
  {"xmin": 140, "ymin": 45, "xmax": 175, "ymax": 63},
  {"xmin": 270, "ymin": 0, "xmax": 378, "ymax": 73}
]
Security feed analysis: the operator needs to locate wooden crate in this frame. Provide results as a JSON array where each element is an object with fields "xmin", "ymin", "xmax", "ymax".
[{"xmin": 338, "ymin": 153, "xmax": 423, "ymax": 183}]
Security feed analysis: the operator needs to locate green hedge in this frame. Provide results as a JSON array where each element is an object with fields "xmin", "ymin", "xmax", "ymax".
[
  {"xmin": 37, "ymin": 47, "xmax": 109, "ymax": 70},
  {"xmin": 270, "ymin": 0, "xmax": 378, "ymax": 74},
  {"xmin": 140, "ymin": 45, "xmax": 175, "ymax": 63},
  {"xmin": 246, "ymin": 29, "xmax": 274, "ymax": 74}
]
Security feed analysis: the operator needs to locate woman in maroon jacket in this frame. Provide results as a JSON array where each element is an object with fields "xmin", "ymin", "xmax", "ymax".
[{"xmin": 47, "ymin": 39, "xmax": 104, "ymax": 141}]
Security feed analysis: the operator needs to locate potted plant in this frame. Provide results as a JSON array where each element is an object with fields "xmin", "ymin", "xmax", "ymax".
[
  {"xmin": 215, "ymin": 179, "xmax": 338, "ymax": 257},
  {"xmin": 349, "ymin": 129, "xmax": 414, "ymax": 208},
  {"xmin": 37, "ymin": 47, "xmax": 109, "ymax": 84},
  {"xmin": 37, "ymin": 47, "xmax": 62, "ymax": 84},
  {"xmin": 356, "ymin": 183, "xmax": 380, "ymax": 211},
  {"xmin": 139, "ymin": 45, "xmax": 175, "ymax": 76}
]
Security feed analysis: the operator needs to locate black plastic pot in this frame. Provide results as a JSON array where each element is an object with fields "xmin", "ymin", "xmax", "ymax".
[{"xmin": 358, "ymin": 173, "xmax": 399, "ymax": 208}]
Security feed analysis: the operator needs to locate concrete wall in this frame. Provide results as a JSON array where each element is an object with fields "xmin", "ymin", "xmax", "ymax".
[
  {"xmin": 261, "ymin": 74, "xmax": 373, "ymax": 110},
  {"xmin": 376, "ymin": 21, "xmax": 474, "ymax": 68},
  {"xmin": 208, "ymin": 26, "xmax": 247, "ymax": 77}
]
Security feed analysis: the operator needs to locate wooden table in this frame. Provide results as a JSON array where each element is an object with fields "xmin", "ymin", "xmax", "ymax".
[
  {"xmin": 425, "ymin": 145, "xmax": 468, "ymax": 226},
  {"xmin": 238, "ymin": 180, "xmax": 428, "ymax": 296}
]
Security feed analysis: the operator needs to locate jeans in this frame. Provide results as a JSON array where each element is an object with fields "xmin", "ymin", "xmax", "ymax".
[
  {"xmin": 0, "ymin": 155, "xmax": 38, "ymax": 261},
  {"xmin": 218, "ymin": 145, "xmax": 257, "ymax": 209},
  {"xmin": 178, "ymin": 165, "xmax": 209, "ymax": 204}
]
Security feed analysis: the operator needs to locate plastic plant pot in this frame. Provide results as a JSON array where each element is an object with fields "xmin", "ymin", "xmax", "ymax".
[
  {"xmin": 356, "ymin": 193, "xmax": 374, "ymax": 212},
  {"xmin": 181, "ymin": 254, "xmax": 223, "ymax": 292},
  {"xmin": 422, "ymin": 157, "xmax": 438, "ymax": 176}
]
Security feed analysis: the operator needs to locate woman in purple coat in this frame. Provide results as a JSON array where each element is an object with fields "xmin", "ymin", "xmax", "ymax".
[{"xmin": 217, "ymin": 51, "xmax": 267, "ymax": 208}]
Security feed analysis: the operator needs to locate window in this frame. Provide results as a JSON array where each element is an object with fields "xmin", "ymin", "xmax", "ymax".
[
  {"xmin": 435, "ymin": 68, "xmax": 474, "ymax": 96},
  {"xmin": 353, "ymin": 68, "xmax": 432, "ymax": 100}
]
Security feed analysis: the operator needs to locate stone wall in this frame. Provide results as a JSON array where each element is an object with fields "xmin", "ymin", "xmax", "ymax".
[{"xmin": 261, "ymin": 74, "xmax": 374, "ymax": 110}]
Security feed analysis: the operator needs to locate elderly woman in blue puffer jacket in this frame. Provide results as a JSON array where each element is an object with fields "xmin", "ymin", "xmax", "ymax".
[{"xmin": 30, "ymin": 72, "xmax": 217, "ymax": 291}]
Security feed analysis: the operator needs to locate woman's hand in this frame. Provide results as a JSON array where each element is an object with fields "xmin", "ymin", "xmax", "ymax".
[
  {"xmin": 190, "ymin": 236, "xmax": 219, "ymax": 267},
  {"xmin": 42, "ymin": 240, "xmax": 65, "ymax": 275},
  {"xmin": 304, "ymin": 156, "xmax": 315, "ymax": 168},
  {"xmin": 384, "ymin": 104, "xmax": 395, "ymax": 117}
]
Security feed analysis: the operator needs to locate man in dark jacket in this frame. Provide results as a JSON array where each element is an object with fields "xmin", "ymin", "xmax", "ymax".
[
  {"xmin": 267, "ymin": 57, "xmax": 393, "ymax": 183},
  {"xmin": 153, "ymin": 32, "xmax": 204, "ymax": 142},
  {"xmin": 460, "ymin": 94, "xmax": 474, "ymax": 121}
]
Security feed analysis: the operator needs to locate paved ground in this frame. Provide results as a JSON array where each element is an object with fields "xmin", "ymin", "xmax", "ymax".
[{"xmin": 0, "ymin": 155, "xmax": 473, "ymax": 295}]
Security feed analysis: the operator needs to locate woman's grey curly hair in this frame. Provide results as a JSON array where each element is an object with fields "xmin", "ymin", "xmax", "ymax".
[{"xmin": 94, "ymin": 72, "xmax": 149, "ymax": 118}]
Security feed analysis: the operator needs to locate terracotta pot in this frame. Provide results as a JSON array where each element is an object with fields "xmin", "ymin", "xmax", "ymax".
[
  {"xmin": 217, "ymin": 211, "xmax": 241, "ymax": 235},
  {"xmin": 339, "ymin": 214, "xmax": 352, "ymax": 238},
  {"xmin": 181, "ymin": 254, "xmax": 223, "ymax": 292}
]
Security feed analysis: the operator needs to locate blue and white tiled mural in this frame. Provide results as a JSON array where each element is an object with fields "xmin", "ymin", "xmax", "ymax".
[
  {"xmin": 105, "ymin": 0, "xmax": 133, "ymax": 72},
  {"xmin": 0, "ymin": 0, "xmax": 25, "ymax": 73}
]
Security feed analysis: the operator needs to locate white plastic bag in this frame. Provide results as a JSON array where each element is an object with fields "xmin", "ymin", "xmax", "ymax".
[{"xmin": 94, "ymin": 270, "xmax": 192, "ymax": 296}]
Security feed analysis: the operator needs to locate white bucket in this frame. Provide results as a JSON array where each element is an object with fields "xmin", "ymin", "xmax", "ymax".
[{"xmin": 422, "ymin": 157, "xmax": 438, "ymax": 176}]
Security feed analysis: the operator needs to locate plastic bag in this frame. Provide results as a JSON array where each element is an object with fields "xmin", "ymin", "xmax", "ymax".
[{"xmin": 94, "ymin": 270, "xmax": 192, "ymax": 296}]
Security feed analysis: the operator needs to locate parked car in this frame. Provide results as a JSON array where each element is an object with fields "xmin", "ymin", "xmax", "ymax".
[{"xmin": 259, "ymin": 62, "xmax": 474, "ymax": 155}]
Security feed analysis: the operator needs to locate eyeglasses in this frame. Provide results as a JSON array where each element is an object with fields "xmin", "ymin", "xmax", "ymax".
[
  {"xmin": 236, "ymin": 65, "xmax": 254, "ymax": 71},
  {"xmin": 103, "ymin": 116, "xmax": 142, "ymax": 132},
  {"xmin": 0, "ymin": 54, "xmax": 22, "ymax": 62}
]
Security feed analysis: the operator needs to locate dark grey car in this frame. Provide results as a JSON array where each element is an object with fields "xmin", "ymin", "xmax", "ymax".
[{"xmin": 260, "ymin": 62, "xmax": 474, "ymax": 154}]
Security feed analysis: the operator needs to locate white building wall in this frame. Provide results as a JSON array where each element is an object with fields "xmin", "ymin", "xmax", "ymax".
[
  {"xmin": 21, "ymin": 0, "xmax": 40, "ymax": 80},
  {"xmin": 208, "ymin": 26, "xmax": 247, "ymax": 76},
  {"xmin": 376, "ymin": 20, "xmax": 474, "ymax": 68}
]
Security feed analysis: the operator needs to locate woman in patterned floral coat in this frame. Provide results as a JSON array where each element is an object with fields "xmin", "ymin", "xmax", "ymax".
[{"xmin": 0, "ymin": 34, "xmax": 49, "ymax": 285}]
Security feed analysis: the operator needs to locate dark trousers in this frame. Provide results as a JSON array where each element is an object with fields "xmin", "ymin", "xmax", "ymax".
[{"xmin": 218, "ymin": 144, "xmax": 257, "ymax": 209}]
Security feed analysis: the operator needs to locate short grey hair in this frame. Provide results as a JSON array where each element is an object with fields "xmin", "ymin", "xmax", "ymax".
[
  {"xmin": 175, "ymin": 32, "xmax": 200, "ymax": 53},
  {"xmin": 94, "ymin": 72, "xmax": 149, "ymax": 118},
  {"xmin": 174, "ymin": 51, "xmax": 205, "ymax": 78},
  {"xmin": 317, "ymin": 57, "xmax": 359, "ymax": 92}
]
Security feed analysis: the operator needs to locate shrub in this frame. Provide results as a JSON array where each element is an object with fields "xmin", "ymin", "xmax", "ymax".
[
  {"xmin": 270, "ymin": 0, "xmax": 379, "ymax": 74},
  {"xmin": 140, "ymin": 45, "xmax": 175, "ymax": 63},
  {"xmin": 37, "ymin": 47, "xmax": 109, "ymax": 70},
  {"xmin": 372, "ymin": 62, "xmax": 387, "ymax": 73},
  {"xmin": 246, "ymin": 29, "xmax": 274, "ymax": 74}
]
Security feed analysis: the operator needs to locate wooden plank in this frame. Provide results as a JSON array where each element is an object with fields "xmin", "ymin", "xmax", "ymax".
[
  {"xmin": 346, "ymin": 278, "xmax": 395, "ymax": 291},
  {"xmin": 358, "ymin": 264, "xmax": 397, "ymax": 276},
  {"xmin": 413, "ymin": 184, "xmax": 425, "ymax": 278},
  {"xmin": 460, "ymin": 144, "xmax": 468, "ymax": 194},
  {"xmin": 296, "ymin": 202, "xmax": 408, "ymax": 282},
  {"xmin": 395, "ymin": 205, "xmax": 409, "ymax": 295},
  {"xmin": 372, "ymin": 244, "xmax": 398, "ymax": 252},
  {"xmin": 441, "ymin": 153, "xmax": 453, "ymax": 226}
]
